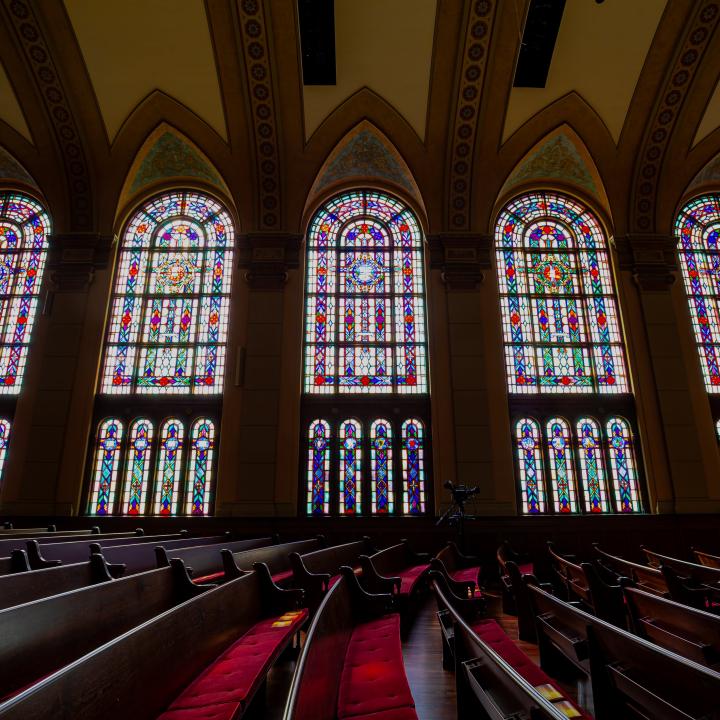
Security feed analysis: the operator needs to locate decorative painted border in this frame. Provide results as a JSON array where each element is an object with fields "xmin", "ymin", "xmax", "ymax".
[
  {"xmin": 632, "ymin": 2, "xmax": 720, "ymax": 232},
  {"xmin": 2, "ymin": 0, "xmax": 93, "ymax": 230},
  {"xmin": 448, "ymin": 0, "xmax": 496, "ymax": 230},
  {"xmin": 237, "ymin": 0, "xmax": 281, "ymax": 230}
]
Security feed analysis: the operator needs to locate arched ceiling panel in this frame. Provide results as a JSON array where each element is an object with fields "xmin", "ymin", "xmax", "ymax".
[
  {"xmin": 63, "ymin": 0, "xmax": 227, "ymax": 142},
  {"xmin": 503, "ymin": 0, "xmax": 666, "ymax": 145},
  {"xmin": 0, "ymin": 61, "xmax": 31, "ymax": 142},
  {"xmin": 302, "ymin": 0, "xmax": 436, "ymax": 141}
]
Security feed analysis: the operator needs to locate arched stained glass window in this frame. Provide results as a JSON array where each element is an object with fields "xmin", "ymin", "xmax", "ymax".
[
  {"xmin": 88, "ymin": 419, "xmax": 124, "ymax": 516},
  {"xmin": 515, "ymin": 418, "xmax": 545, "ymax": 514},
  {"xmin": 0, "ymin": 419, "xmax": 10, "ymax": 486},
  {"xmin": 576, "ymin": 417, "xmax": 609, "ymax": 513},
  {"xmin": 676, "ymin": 194, "xmax": 720, "ymax": 390},
  {"xmin": 546, "ymin": 418, "xmax": 578, "ymax": 513},
  {"xmin": 303, "ymin": 190, "xmax": 427, "ymax": 394},
  {"xmin": 307, "ymin": 419, "xmax": 330, "ymax": 515},
  {"xmin": 99, "ymin": 191, "xmax": 233, "ymax": 395},
  {"xmin": 154, "ymin": 419, "xmax": 184, "ymax": 516},
  {"xmin": 402, "ymin": 418, "xmax": 425, "ymax": 515},
  {"xmin": 0, "ymin": 192, "xmax": 49, "ymax": 394},
  {"xmin": 716, "ymin": 418, "xmax": 720, "ymax": 441},
  {"xmin": 121, "ymin": 418, "xmax": 153, "ymax": 515},
  {"xmin": 339, "ymin": 419, "xmax": 362, "ymax": 514},
  {"xmin": 607, "ymin": 416, "xmax": 641, "ymax": 513},
  {"xmin": 496, "ymin": 192, "xmax": 629, "ymax": 394},
  {"xmin": 186, "ymin": 418, "xmax": 216, "ymax": 516},
  {"xmin": 370, "ymin": 419, "xmax": 393, "ymax": 514}
]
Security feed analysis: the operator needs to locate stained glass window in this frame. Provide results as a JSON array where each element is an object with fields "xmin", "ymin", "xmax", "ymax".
[
  {"xmin": 496, "ymin": 192, "xmax": 629, "ymax": 394},
  {"xmin": 187, "ymin": 418, "xmax": 216, "ymax": 516},
  {"xmin": 154, "ymin": 418, "xmax": 184, "ymax": 516},
  {"xmin": 88, "ymin": 419, "xmax": 123, "ymax": 516},
  {"xmin": 99, "ymin": 191, "xmax": 233, "ymax": 395},
  {"xmin": 0, "ymin": 192, "xmax": 50, "ymax": 394},
  {"xmin": 307, "ymin": 419, "xmax": 330, "ymax": 515},
  {"xmin": 716, "ymin": 418, "xmax": 720, "ymax": 441},
  {"xmin": 675, "ymin": 194, "xmax": 720, "ymax": 391},
  {"xmin": 515, "ymin": 418, "xmax": 545, "ymax": 514},
  {"xmin": 303, "ymin": 190, "xmax": 428, "ymax": 394},
  {"xmin": 0, "ymin": 419, "xmax": 10, "ymax": 488},
  {"xmin": 121, "ymin": 418, "xmax": 153, "ymax": 515},
  {"xmin": 546, "ymin": 417, "xmax": 578, "ymax": 513},
  {"xmin": 606, "ymin": 416, "xmax": 641, "ymax": 513},
  {"xmin": 370, "ymin": 419, "xmax": 393, "ymax": 514},
  {"xmin": 576, "ymin": 417, "xmax": 609, "ymax": 513},
  {"xmin": 402, "ymin": 418, "xmax": 425, "ymax": 515},
  {"xmin": 339, "ymin": 419, "xmax": 362, "ymax": 514}
]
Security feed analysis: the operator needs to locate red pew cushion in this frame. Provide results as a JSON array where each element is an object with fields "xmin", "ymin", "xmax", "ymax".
[
  {"xmin": 337, "ymin": 614, "xmax": 415, "ymax": 719},
  {"xmin": 157, "ymin": 609, "xmax": 307, "ymax": 720},
  {"xmin": 470, "ymin": 619, "xmax": 591, "ymax": 718},
  {"xmin": 271, "ymin": 569, "xmax": 294, "ymax": 585},
  {"xmin": 518, "ymin": 563, "xmax": 534, "ymax": 576},
  {"xmin": 398, "ymin": 564, "xmax": 429, "ymax": 595},
  {"xmin": 191, "ymin": 571, "xmax": 225, "ymax": 584},
  {"xmin": 450, "ymin": 567, "xmax": 480, "ymax": 585},
  {"xmin": 349, "ymin": 708, "xmax": 419, "ymax": 720}
]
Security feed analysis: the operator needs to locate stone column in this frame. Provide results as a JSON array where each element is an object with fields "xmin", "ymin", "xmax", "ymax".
[
  {"xmin": 430, "ymin": 234, "xmax": 515, "ymax": 515},
  {"xmin": 617, "ymin": 235, "xmax": 720, "ymax": 512},
  {"xmin": 1, "ymin": 233, "xmax": 113, "ymax": 515},
  {"xmin": 215, "ymin": 233, "xmax": 300, "ymax": 516}
]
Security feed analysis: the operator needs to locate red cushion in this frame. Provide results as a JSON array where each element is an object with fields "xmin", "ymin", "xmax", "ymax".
[
  {"xmin": 398, "ymin": 564, "xmax": 429, "ymax": 595},
  {"xmin": 518, "ymin": 563, "xmax": 534, "ymax": 576},
  {"xmin": 192, "ymin": 571, "xmax": 225, "ymax": 584},
  {"xmin": 157, "ymin": 704, "xmax": 241, "ymax": 720},
  {"xmin": 338, "ymin": 614, "xmax": 415, "ymax": 718},
  {"xmin": 271, "ymin": 569, "xmax": 294, "ymax": 585},
  {"xmin": 160, "ymin": 609, "xmax": 307, "ymax": 718},
  {"xmin": 450, "ymin": 567, "xmax": 480, "ymax": 585},
  {"xmin": 349, "ymin": 708, "xmax": 418, "ymax": 720}
]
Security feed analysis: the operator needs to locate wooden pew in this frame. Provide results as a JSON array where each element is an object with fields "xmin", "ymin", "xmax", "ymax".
[
  {"xmin": 0, "ymin": 553, "xmax": 125, "ymax": 610},
  {"xmin": 0, "ymin": 551, "xmax": 30, "ymax": 576},
  {"xmin": 222, "ymin": 537, "xmax": 326, "ymax": 586},
  {"xmin": 547, "ymin": 541, "xmax": 592, "ymax": 607},
  {"xmin": 642, "ymin": 546, "xmax": 720, "ymax": 591},
  {"xmin": 0, "ymin": 560, "xmax": 206, "ymax": 702},
  {"xmin": 0, "ymin": 566, "xmax": 306, "ymax": 720},
  {"xmin": 284, "ymin": 567, "xmax": 416, "ymax": 720},
  {"xmin": 430, "ymin": 541, "xmax": 483, "ymax": 599},
  {"xmin": 593, "ymin": 543, "xmax": 669, "ymax": 596},
  {"xmin": 26, "ymin": 531, "xmax": 188, "ymax": 568},
  {"xmin": 289, "ymin": 536, "xmax": 376, "ymax": 612},
  {"xmin": 359, "ymin": 539, "xmax": 430, "ymax": 635},
  {"xmin": 624, "ymin": 586, "xmax": 720, "ymax": 669},
  {"xmin": 497, "ymin": 541, "xmax": 534, "ymax": 615},
  {"xmin": 587, "ymin": 608, "xmax": 720, "ymax": 720},
  {"xmin": 99, "ymin": 533, "xmax": 235, "ymax": 574},
  {"xmin": 0, "ymin": 529, "xmax": 147, "ymax": 560},
  {"xmin": 436, "ymin": 578, "xmax": 588, "ymax": 720},
  {"xmin": 694, "ymin": 548, "xmax": 720, "ymax": 569}
]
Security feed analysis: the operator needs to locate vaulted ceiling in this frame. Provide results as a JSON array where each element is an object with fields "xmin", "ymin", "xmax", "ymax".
[{"xmin": 0, "ymin": 0, "xmax": 719, "ymax": 239}]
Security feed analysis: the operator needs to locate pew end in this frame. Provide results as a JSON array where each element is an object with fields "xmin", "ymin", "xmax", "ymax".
[
  {"xmin": 10, "ymin": 550, "xmax": 30, "ymax": 573},
  {"xmin": 358, "ymin": 554, "xmax": 401, "ymax": 594},
  {"xmin": 169, "ymin": 558, "xmax": 217, "ymax": 601},
  {"xmin": 25, "ymin": 540, "xmax": 63, "ymax": 570},
  {"xmin": 253, "ymin": 561, "xmax": 305, "ymax": 616}
]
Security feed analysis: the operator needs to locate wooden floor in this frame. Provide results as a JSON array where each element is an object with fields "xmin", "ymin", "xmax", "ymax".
[{"xmin": 403, "ymin": 594, "xmax": 457, "ymax": 720}]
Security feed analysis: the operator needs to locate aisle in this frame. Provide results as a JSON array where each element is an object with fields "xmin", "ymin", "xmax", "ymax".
[{"xmin": 402, "ymin": 594, "xmax": 457, "ymax": 720}]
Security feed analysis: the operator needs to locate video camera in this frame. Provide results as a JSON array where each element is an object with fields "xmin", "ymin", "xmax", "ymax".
[{"xmin": 443, "ymin": 480, "xmax": 480, "ymax": 508}]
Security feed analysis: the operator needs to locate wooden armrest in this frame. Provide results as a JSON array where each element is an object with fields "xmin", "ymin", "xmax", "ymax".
[
  {"xmin": 447, "ymin": 541, "xmax": 481, "ymax": 565},
  {"xmin": 89, "ymin": 552, "xmax": 125, "ymax": 582},
  {"xmin": 221, "ymin": 548, "xmax": 245, "ymax": 581},
  {"xmin": 289, "ymin": 552, "xmax": 331, "ymax": 589},
  {"xmin": 10, "ymin": 549, "xmax": 30, "ymax": 573},
  {"xmin": 254, "ymin": 562, "xmax": 305, "ymax": 612},
  {"xmin": 359, "ymin": 555, "xmax": 401, "ymax": 593},
  {"xmin": 340, "ymin": 565, "xmax": 395, "ymax": 619},
  {"xmin": 430, "ymin": 558, "xmax": 476, "ymax": 598},
  {"xmin": 25, "ymin": 540, "xmax": 62, "ymax": 569},
  {"xmin": 169, "ymin": 559, "xmax": 215, "ymax": 601}
]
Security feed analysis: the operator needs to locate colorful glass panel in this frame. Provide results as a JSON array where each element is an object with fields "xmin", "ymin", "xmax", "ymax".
[
  {"xmin": 371, "ymin": 419, "xmax": 393, "ymax": 514},
  {"xmin": 607, "ymin": 416, "xmax": 641, "ymax": 512},
  {"xmin": 675, "ymin": 194, "xmax": 720, "ymax": 391},
  {"xmin": 0, "ymin": 192, "xmax": 50, "ymax": 394},
  {"xmin": 303, "ymin": 191, "xmax": 428, "ymax": 394},
  {"xmin": 100, "ymin": 191, "xmax": 233, "ymax": 395},
  {"xmin": 515, "ymin": 418, "xmax": 545, "ymax": 514},
  {"xmin": 186, "ymin": 418, "xmax": 216, "ymax": 516},
  {"xmin": 339, "ymin": 419, "xmax": 362, "ymax": 514},
  {"xmin": 716, "ymin": 418, "xmax": 720, "ymax": 441},
  {"xmin": 307, "ymin": 419, "xmax": 331, "ymax": 515},
  {"xmin": 402, "ymin": 418, "xmax": 425, "ymax": 514},
  {"xmin": 496, "ymin": 192, "xmax": 629, "ymax": 394},
  {"xmin": 88, "ymin": 419, "xmax": 124, "ymax": 515},
  {"xmin": 153, "ymin": 419, "xmax": 185, "ymax": 515},
  {"xmin": 0, "ymin": 419, "xmax": 9, "ymax": 487},
  {"xmin": 575, "ymin": 417, "xmax": 609, "ymax": 513},
  {"xmin": 121, "ymin": 418, "xmax": 154, "ymax": 515},
  {"xmin": 546, "ymin": 418, "xmax": 578, "ymax": 513}
]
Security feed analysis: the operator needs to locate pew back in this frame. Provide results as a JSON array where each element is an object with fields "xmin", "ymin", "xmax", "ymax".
[
  {"xmin": 0, "ymin": 573, "xmax": 269, "ymax": 720},
  {"xmin": 593, "ymin": 544, "xmax": 668, "ymax": 596},
  {"xmin": 643, "ymin": 547, "xmax": 720, "ymax": 587},
  {"xmin": 229, "ymin": 537, "xmax": 325, "ymax": 575},
  {"xmin": 0, "ymin": 530, "xmax": 144, "ymax": 559},
  {"xmin": 694, "ymin": 549, "xmax": 720, "ymax": 569}
]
